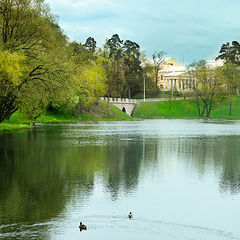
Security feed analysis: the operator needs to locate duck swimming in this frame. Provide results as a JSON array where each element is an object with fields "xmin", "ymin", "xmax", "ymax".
[
  {"xmin": 79, "ymin": 222, "xmax": 87, "ymax": 231},
  {"xmin": 128, "ymin": 212, "xmax": 133, "ymax": 219}
]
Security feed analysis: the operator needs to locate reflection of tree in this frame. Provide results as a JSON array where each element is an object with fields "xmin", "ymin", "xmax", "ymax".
[
  {"xmin": 2, "ymin": 124, "xmax": 240, "ymax": 239},
  {"xmin": 102, "ymin": 135, "xmax": 163, "ymax": 200},
  {"xmin": 0, "ymin": 128, "xmax": 97, "ymax": 238},
  {"xmin": 146, "ymin": 135, "xmax": 240, "ymax": 195},
  {"xmin": 104, "ymin": 141, "xmax": 143, "ymax": 200},
  {"xmin": 217, "ymin": 137, "xmax": 240, "ymax": 195}
]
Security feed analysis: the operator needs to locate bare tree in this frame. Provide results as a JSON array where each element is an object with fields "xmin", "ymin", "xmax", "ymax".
[{"xmin": 152, "ymin": 51, "xmax": 166, "ymax": 87}]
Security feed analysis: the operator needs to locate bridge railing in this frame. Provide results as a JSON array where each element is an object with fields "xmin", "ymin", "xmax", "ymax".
[{"xmin": 99, "ymin": 97, "xmax": 137, "ymax": 103}]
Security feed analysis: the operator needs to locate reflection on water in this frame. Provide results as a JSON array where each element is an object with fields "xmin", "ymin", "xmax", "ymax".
[{"xmin": 0, "ymin": 120, "xmax": 240, "ymax": 239}]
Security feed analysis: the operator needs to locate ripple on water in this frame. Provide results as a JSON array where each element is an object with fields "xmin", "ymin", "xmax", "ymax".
[{"xmin": 65, "ymin": 215, "xmax": 240, "ymax": 240}]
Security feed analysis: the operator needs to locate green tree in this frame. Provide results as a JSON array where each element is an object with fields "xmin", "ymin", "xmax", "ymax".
[
  {"xmin": 218, "ymin": 63, "xmax": 240, "ymax": 115},
  {"xmin": 122, "ymin": 40, "xmax": 142, "ymax": 98},
  {"xmin": 188, "ymin": 60, "xmax": 223, "ymax": 118},
  {"xmin": 106, "ymin": 34, "xmax": 123, "ymax": 58},
  {"xmin": 70, "ymin": 57, "xmax": 107, "ymax": 112},
  {"xmin": 0, "ymin": 50, "xmax": 28, "ymax": 122},
  {"xmin": 0, "ymin": 0, "xmax": 72, "ymax": 122},
  {"xmin": 104, "ymin": 34, "xmax": 125, "ymax": 97},
  {"xmin": 84, "ymin": 36, "xmax": 97, "ymax": 54},
  {"xmin": 216, "ymin": 41, "xmax": 240, "ymax": 65}
]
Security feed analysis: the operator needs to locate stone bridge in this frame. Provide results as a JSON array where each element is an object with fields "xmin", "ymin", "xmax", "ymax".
[
  {"xmin": 100, "ymin": 97, "xmax": 188, "ymax": 116},
  {"xmin": 100, "ymin": 97, "xmax": 137, "ymax": 116}
]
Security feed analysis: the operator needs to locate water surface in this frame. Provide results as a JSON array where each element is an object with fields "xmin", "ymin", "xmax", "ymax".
[{"xmin": 1, "ymin": 119, "xmax": 240, "ymax": 240}]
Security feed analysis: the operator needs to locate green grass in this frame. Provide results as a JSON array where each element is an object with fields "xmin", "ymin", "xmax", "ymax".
[
  {"xmin": 6, "ymin": 110, "xmax": 76, "ymax": 124},
  {"xmin": 7, "ymin": 101, "xmax": 133, "ymax": 123},
  {"xmin": 0, "ymin": 101, "xmax": 134, "ymax": 132},
  {"xmin": 132, "ymin": 96, "xmax": 240, "ymax": 119},
  {"xmin": 211, "ymin": 96, "xmax": 240, "ymax": 119},
  {"xmin": 78, "ymin": 101, "xmax": 133, "ymax": 121},
  {"xmin": 0, "ymin": 123, "xmax": 32, "ymax": 132}
]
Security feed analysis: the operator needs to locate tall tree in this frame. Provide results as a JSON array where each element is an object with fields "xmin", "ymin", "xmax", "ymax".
[
  {"xmin": 123, "ymin": 40, "xmax": 142, "ymax": 98},
  {"xmin": 106, "ymin": 34, "xmax": 123, "ymax": 58},
  {"xmin": 216, "ymin": 41, "xmax": 240, "ymax": 65},
  {"xmin": 104, "ymin": 34, "xmax": 125, "ymax": 97},
  {"xmin": 84, "ymin": 37, "xmax": 97, "ymax": 54}
]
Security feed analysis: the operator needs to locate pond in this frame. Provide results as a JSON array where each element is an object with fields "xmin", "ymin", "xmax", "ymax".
[{"xmin": 1, "ymin": 119, "xmax": 240, "ymax": 240}]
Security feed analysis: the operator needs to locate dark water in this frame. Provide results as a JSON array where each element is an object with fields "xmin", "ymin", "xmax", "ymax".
[{"xmin": 1, "ymin": 119, "xmax": 240, "ymax": 240}]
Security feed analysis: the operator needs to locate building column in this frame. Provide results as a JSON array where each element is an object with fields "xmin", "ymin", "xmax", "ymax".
[{"xmin": 175, "ymin": 79, "xmax": 178, "ymax": 90}]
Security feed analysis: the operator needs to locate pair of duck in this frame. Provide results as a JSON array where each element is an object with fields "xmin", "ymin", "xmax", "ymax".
[{"xmin": 79, "ymin": 212, "xmax": 133, "ymax": 231}]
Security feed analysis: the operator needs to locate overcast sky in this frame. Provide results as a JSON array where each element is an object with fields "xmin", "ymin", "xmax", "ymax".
[{"xmin": 46, "ymin": 0, "xmax": 240, "ymax": 64}]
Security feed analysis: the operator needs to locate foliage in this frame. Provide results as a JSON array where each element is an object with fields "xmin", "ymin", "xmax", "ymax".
[
  {"xmin": 217, "ymin": 62, "xmax": 240, "ymax": 115},
  {"xmin": 72, "ymin": 61, "xmax": 108, "ymax": 112},
  {"xmin": 0, "ymin": 50, "xmax": 28, "ymax": 122},
  {"xmin": 188, "ymin": 60, "xmax": 224, "ymax": 118},
  {"xmin": 0, "ymin": 0, "xmax": 72, "ymax": 122},
  {"xmin": 103, "ymin": 34, "xmax": 146, "ymax": 98},
  {"xmin": 84, "ymin": 36, "xmax": 97, "ymax": 53},
  {"xmin": 122, "ymin": 39, "xmax": 142, "ymax": 97},
  {"xmin": 216, "ymin": 41, "xmax": 240, "ymax": 65}
]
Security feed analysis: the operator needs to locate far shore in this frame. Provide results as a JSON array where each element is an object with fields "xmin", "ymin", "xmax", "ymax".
[{"xmin": 1, "ymin": 96, "xmax": 240, "ymax": 132}]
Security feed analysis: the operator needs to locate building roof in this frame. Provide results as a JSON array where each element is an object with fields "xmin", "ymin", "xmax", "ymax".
[
  {"xmin": 163, "ymin": 57, "xmax": 172, "ymax": 61},
  {"xmin": 159, "ymin": 66, "xmax": 186, "ymax": 73},
  {"xmin": 163, "ymin": 72, "xmax": 186, "ymax": 77}
]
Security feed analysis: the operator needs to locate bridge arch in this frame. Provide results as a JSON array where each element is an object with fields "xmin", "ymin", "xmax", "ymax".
[{"xmin": 100, "ymin": 98, "xmax": 137, "ymax": 116}]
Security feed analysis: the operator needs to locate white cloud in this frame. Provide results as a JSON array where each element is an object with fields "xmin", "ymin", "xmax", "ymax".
[
  {"xmin": 46, "ymin": 0, "xmax": 115, "ymax": 17},
  {"xmin": 45, "ymin": 0, "xmax": 240, "ymax": 63}
]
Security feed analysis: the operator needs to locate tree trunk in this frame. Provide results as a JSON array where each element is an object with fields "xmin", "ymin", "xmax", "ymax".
[
  {"xmin": 201, "ymin": 104, "xmax": 206, "ymax": 117},
  {"xmin": 33, "ymin": 110, "xmax": 45, "ymax": 120},
  {"xmin": 196, "ymin": 96, "xmax": 201, "ymax": 116},
  {"xmin": 229, "ymin": 95, "xmax": 232, "ymax": 115},
  {"xmin": 0, "ymin": 96, "xmax": 17, "ymax": 123},
  {"xmin": 155, "ymin": 70, "xmax": 158, "ymax": 87},
  {"xmin": 206, "ymin": 103, "xmax": 213, "ymax": 118}
]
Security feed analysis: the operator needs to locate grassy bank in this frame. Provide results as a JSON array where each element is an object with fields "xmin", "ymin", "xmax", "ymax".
[
  {"xmin": 132, "ymin": 96, "xmax": 240, "ymax": 119},
  {"xmin": 0, "ymin": 101, "xmax": 133, "ymax": 132},
  {"xmin": 0, "ymin": 123, "xmax": 32, "ymax": 132},
  {"xmin": 76, "ymin": 101, "xmax": 133, "ymax": 121}
]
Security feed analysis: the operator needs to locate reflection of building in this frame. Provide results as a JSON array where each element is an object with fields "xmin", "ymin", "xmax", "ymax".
[{"xmin": 158, "ymin": 57, "xmax": 195, "ymax": 91}]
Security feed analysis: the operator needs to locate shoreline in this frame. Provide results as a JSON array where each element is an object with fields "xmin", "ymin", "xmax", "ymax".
[
  {"xmin": 2, "ymin": 97, "xmax": 240, "ymax": 132},
  {"xmin": 2, "ymin": 117, "xmax": 240, "ymax": 132}
]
